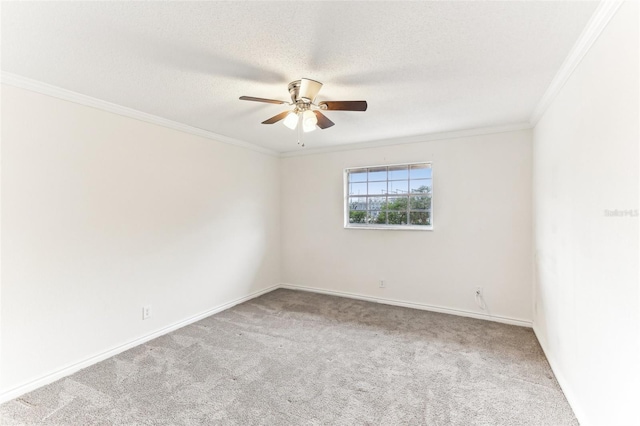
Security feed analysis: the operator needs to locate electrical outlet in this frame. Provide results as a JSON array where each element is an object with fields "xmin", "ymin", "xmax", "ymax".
[
  {"xmin": 379, "ymin": 280, "xmax": 386, "ymax": 288},
  {"xmin": 143, "ymin": 305, "xmax": 152, "ymax": 320}
]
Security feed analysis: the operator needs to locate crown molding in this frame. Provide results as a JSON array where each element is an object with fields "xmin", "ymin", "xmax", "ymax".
[
  {"xmin": 529, "ymin": 0, "xmax": 623, "ymax": 125},
  {"xmin": 2, "ymin": 72, "xmax": 532, "ymax": 159},
  {"xmin": 280, "ymin": 122, "xmax": 533, "ymax": 158},
  {"xmin": 0, "ymin": 72, "xmax": 279, "ymax": 157}
]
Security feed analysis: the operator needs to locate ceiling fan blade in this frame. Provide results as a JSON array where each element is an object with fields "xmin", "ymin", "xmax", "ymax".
[
  {"xmin": 313, "ymin": 111, "xmax": 335, "ymax": 129},
  {"xmin": 261, "ymin": 111, "xmax": 291, "ymax": 124},
  {"xmin": 299, "ymin": 78, "xmax": 323, "ymax": 102},
  {"xmin": 319, "ymin": 101, "xmax": 368, "ymax": 111},
  {"xmin": 240, "ymin": 96, "xmax": 288, "ymax": 105}
]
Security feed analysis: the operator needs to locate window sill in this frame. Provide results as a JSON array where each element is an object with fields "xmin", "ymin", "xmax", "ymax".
[{"xmin": 344, "ymin": 225, "xmax": 434, "ymax": 231}]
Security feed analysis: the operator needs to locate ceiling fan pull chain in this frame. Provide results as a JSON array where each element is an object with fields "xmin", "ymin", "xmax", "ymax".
[{"xmin": 297, "ymin": 114, "xmax": 304, "ymax": 147}]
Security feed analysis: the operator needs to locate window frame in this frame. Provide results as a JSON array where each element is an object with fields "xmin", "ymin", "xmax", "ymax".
[{"xmin": 343, "ymin": 161, "xmax": 434, "ymax": 231}]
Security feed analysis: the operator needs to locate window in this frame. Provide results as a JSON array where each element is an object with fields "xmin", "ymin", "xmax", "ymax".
[{"xmin": 345, "ymin": 162, "xmax": 433, "ymax": 230}]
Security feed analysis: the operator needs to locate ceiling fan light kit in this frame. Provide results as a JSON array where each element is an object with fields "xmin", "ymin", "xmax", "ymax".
[{"xmin": 240, "ymin": 78, "xmax": 367, "ymax": 146}]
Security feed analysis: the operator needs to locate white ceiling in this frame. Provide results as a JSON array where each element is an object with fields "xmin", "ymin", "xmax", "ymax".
[{"xmin": 2, "ymin": 1, "xmax": 598, "ymax": 153}]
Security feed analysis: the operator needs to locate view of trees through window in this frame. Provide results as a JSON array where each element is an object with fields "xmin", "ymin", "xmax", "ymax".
[{"xmin": 346, "ymin": 163, "xmax": 432, "ymax": 228}]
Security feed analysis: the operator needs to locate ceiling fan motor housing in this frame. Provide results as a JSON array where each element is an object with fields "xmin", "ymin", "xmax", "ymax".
[
  {"xmin": 288, "ymin": 81, "xmax": 310, "ymax": 112},
  {"xmin": 288, "ymin": 80, "xmax": 301, "ymax": 103},
  {"xmin": 288, "ymin": 78, "xmax": 323, "ymax": 105}
]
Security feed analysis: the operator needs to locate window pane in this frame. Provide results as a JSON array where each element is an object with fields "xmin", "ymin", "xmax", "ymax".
[
  {"xmin": 368, "ymin": 181, "xmax": 387, "ymax": 195},
  {"xmin": 389, "ymin": 180, "xmax": 408, "ymax": 194},
  {"xmin": 349, "ymin": 210, "xmax": 367, "ymax": 223},
  {"xmin": 349, "ymin": 197, "xmax": 367, "ymax": 211},
  {"xmin": 385, "ymin": 196, "xmax": 408, "ymax": 211},
  {"xmin": 368, "ymin": 196, "xmax": 385, "ymax": 211},
  {"xmin": 388, "ymin": 165, "xmax": 408, "ymax": 180},
  {"xmin": 368, "ymin": 167, "xmax": 387, "ymax": 181},
  {"xmin": 409, "ymin": 211, "xmax": 431, "ymax": 226},
  {"xmin": 410, "ymin": 195, "xmax": 431, "ymax": 211},
  {"xmin": 410, "ymin": 179, "xmax": 432, "ymax": 193},
  {"xmin": 410, "ymin": 164, "xmax": 432, "ymax": 179},
  {"xmin": 349, "ymin": 182, "xmax": 367, "ymax": 195},
  {"xmin": 345, "ymin": 162, "xmax": 432, "ymax": 229},
  {"xmin": 387, "ymin": 211, "xmax": 408, "ymax": 225},
  {"xmin": 368, "ymin": 211, "xmax": 386, "ymax": 224},
  {"xmin": 349, "ymin": 169, "xmax": 367, "ymax": 182}
]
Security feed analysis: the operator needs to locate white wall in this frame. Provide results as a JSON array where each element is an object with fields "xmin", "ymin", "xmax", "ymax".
[
  {"xmin": 532, "ymin": 2, "xmax": 639, "ymax": 425},
  {"xmin": 0, "ymin": 85, "xmax": 281, "ymax": 396},
  {"xmin": 281, "ymin": 129, "xmax": 533, "ymax": 324}
]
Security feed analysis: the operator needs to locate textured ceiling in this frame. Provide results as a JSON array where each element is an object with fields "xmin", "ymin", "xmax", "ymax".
[{"xmin": 2, "ymin": 1, "xmax": 598, "ymax": 153}]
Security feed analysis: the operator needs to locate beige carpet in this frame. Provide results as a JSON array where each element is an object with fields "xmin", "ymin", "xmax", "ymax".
[{"xmin": 1, "ymin": 289, "xmax": 577, "ymax": 425}]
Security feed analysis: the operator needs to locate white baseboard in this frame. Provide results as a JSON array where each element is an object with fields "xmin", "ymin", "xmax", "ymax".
[
  {"xmin": 1, "ymin": 283, "xmax": 533, "ymax": 404},
  {"xmin": 532, "ymin": 324, "xmax": 587, "ymax": 426},
  {"xmin": 0, "ymin": 284, "xmax": 280, "ymax": 404},
  {"xmin": 279, "ymin": 283, "xmax": 532, "ymax": 328}
]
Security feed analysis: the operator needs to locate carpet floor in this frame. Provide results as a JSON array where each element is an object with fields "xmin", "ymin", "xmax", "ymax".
[{"xmin": 1, "ymin": 289, "xmax": 577, "ymax": 425}]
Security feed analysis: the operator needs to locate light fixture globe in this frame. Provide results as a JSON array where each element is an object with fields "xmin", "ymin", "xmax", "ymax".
[
  {"xmin": 283, "ymin": 111, "xmax": 299, "ymax": 130},
  {"xmin": 302, "ymin": 110, "xmax": 317, "ymax": 132}
]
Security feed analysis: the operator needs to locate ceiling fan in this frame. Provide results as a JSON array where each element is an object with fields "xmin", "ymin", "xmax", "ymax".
[{"xmin": 239, "ymin": 78, "xmax": 367, "ymax": 134}]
